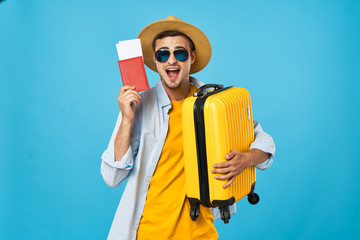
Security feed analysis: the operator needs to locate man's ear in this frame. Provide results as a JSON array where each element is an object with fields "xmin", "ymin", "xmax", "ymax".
[
  {"xmin": 191, "ymin": 51, "xmax": 196, "ymax": 64},
  {"xmin": 153, "ymin": 52, "xmax": 156, "ymax": 63}
]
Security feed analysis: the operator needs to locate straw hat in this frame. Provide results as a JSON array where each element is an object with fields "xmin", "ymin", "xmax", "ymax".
[{"xmin": 137, "ymin": 16, "xmax": 212, "ymax": 74}]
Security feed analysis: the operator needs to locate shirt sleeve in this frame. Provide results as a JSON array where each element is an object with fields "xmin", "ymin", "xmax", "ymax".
[
  {"xmin": 100, "ymin": 110, "xmax": 141, "ymax": 188},
  {"xmin": 250, "ymin": 121, "xmax": 275, "ymax": 170}
]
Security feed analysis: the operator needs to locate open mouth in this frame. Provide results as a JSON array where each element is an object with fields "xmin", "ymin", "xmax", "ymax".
[{"xmin": 166, "ymin": 68, "xmax": 180, "ymax": 80}]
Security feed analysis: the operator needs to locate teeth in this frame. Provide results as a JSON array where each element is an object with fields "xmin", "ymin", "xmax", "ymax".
[{"xmin": 167, "ymin": 69, "xmax": 179, "ymax": 71}]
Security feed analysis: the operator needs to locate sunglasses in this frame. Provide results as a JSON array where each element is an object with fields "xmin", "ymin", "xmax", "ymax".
[{"xmin": 154, "ymin": 49, "xmax": 189, "ymax": 63}]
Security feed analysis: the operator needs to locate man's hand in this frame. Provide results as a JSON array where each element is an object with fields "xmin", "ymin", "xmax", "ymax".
[
  {"xmin": 114, "ymin": 86, "xmax": 141, "ymax": 162},
  {"xmin": 211, "ymin": 149, "xmax": 270, "ymax": 188},
  {"xmin": 211, "ymin": 150, "xmax": 251, "ymax": 189},
  {"xmin": 118, "ymin": 85, "xmax": 141, "ymax": 124}
]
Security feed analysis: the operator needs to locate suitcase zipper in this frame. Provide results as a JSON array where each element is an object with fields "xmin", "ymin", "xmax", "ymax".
[{"xmin": 194, "ymin": 96, "xmax": 211, "ymax": 207}]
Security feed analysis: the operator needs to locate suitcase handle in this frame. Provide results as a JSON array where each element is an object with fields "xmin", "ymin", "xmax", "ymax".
[{"xmin": 194, "ymin": 84, "xmax": 224, "ymax": 97}]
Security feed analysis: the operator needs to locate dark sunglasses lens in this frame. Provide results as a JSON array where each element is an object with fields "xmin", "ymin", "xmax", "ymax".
[
  {"xmin": 174, "ymin": 50, "xmax": 189, "ymax": 62},
  {"xmin": 155, "ymin": 50, "xmax": 170, "ymax": 62}
]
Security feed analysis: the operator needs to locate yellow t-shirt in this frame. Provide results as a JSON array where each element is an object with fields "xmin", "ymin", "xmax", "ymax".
[{"xmin": 137, "ymin": 85, "xmax": 218, "ymax": 240}]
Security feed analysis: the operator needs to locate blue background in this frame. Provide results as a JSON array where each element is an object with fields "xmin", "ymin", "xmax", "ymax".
[{"xmin": 1, "ymin": 0, "xmax": 359, "ymax": 239}]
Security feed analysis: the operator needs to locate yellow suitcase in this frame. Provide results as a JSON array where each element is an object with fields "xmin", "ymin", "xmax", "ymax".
[{"xmin": 182, "ymin": 84, "xmax": 259, "ymax": 224}]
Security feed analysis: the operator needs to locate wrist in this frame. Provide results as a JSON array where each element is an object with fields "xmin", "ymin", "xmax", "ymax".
[
  {"xmin": 244, "ymin": 150, "xmax": 255, "ymax": 167},
  {"xmin": 121, "ymin": 118, "xmax": 133, "ymax": 127},
  {"xmin": 248, "ymin": 148, "xmax": 270, "ymax": 166}
]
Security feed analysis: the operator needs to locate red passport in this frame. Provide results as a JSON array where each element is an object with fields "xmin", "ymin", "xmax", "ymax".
[
  {"xmin": 116, "ymin": 39, "xmax": 150, "ymax": 92},
  {"xmin": 118, "ymin": 56, "xmax": 149, "ymax": 92}
]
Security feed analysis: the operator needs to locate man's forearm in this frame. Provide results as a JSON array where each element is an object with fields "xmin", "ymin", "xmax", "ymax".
[
  {"xmin": 114, "ymin": 120, "xmax": 132, "ymax": 162},
  {"xmin": 246, "ymin": 148, "xmax": 270, "ymax": 167}
]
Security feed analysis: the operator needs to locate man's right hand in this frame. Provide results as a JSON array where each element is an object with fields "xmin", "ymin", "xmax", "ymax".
[
  {"xmin": 118, "ymin": 86, "xmax": 141, "ymax": 124},
  {"xmin": 114, "ymin": 86, "xmax": 141, "ymax": 162}
]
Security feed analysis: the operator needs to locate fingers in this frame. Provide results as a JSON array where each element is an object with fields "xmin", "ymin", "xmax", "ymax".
[
  {"xmin": 211, "ymin": 150, "xmax": 245, "ymax": 188},
  {"xmin": 119, "ymin": 85, "xmax": 136, "ymax": 95},
  {"xmin": 212, "ymin": 168, "xmax": 236, "ymax": 189},
  {"xmin": 119, "ymin": 86, "xmax": 140, "ymax": 97},
  {"xmin": 211, "ymin": 166, "xmax": 233, "ymax": 174},
  {"xmin": 118, "ymin": 86, "xmax": 141, "ymax": 104},
  {"xmin": 225, "ymin": 150, "xmax": 240, "ymax": 160},
  {"xmin": 213, "ymin": 151, "xmax": 241, "ymax": 169},
  {"xmin": 120, "ymin": 92, "xmax": 141, "ymax": 105},
  {"xmin": 223, "ymin": 176, "xmax": 236, "ymax": 189},
  {"xmin": 213, "ymin": 161, "xmax": 231, "ymax": 169},
  {"xmin": 214, "ymin": 172, "xmax": 233, "ymax": 181},
  {"xmin": 119, "ymin": 86, "xmax": 141, "ymax": 100},
  {"xmin": 118, "ymin": 86, "xmax": 141, "ymax": 122}
]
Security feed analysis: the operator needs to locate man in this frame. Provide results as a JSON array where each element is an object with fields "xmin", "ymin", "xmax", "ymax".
[{"xmin": 101, "ymin": 16, "xmax": 275, "ymax": 240}]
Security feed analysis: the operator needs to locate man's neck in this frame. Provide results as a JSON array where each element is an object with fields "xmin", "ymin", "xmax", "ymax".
[{"xmin": 162, "ymin": 79, "xmax": 191, "ymax": 101}]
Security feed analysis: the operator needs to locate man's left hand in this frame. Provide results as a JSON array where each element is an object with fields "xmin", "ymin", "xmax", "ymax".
[
  {"xmin": 211, "ymin": 149, "xmax": 270, "ymax": 189},
  {"xmin": 211, "ymin": 150, "xmax": 252, "ymax": 189}
]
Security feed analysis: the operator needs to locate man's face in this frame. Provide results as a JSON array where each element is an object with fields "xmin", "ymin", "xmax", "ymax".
[{"xmin": 153, "ymin": 36, "xmax": 195, "ymax": 90}]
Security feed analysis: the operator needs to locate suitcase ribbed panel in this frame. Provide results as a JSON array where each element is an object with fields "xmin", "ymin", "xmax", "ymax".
[{"xmin": 203, "ymin": 87, "xmax": 255, "ymax": 204}]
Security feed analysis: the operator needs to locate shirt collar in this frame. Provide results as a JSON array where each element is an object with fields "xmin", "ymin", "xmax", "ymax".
[{"xmin": 155, "ymin": 80, "xmax": 171, "ymax": 108}]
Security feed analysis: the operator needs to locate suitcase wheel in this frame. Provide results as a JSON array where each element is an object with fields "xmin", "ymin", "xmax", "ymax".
[
  {"xmin": 220, "ymin": 209, "xmax": 231, "ymax": 224},
  {"xmin": 247, "ymin": 192, "xmax": 260, "ymax": 205},
  {"xmin": 190, "ymin": 207, "xmax": 200, "ymax": 221}
]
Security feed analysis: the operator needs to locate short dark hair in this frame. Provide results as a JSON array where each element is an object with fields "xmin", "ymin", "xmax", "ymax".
[{"xmin": 152, "ymin": 30, "xmax": 196, "ymax": 52}]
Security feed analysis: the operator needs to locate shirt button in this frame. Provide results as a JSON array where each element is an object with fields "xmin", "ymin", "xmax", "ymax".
[{"xmin": 146, "ymin": 178, "xmax": 150, "ymax": 182}]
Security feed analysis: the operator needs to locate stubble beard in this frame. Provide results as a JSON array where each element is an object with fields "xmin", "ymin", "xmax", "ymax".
[{"xmin": 160, "ymin": 74, "xmax": 189, "ymax": 90}]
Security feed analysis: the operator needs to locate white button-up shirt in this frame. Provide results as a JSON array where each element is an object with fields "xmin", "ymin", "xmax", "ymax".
[{"xmin": 101, "ymin": 77, "xmax": 275, "ymax": 240}]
